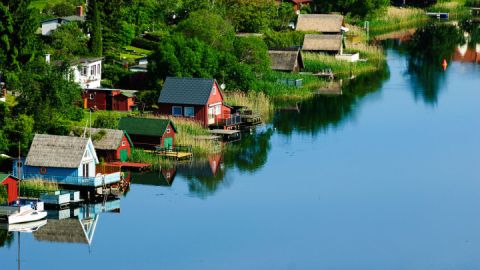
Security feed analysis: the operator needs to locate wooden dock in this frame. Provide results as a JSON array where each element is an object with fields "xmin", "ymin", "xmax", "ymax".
[
  {"xmin": 154, "ymin": 145, "xmax": 193, "ymax": 161},
  {"xmin": 426, "ymin": 12, "xmax": 449, "ymax": 19}
]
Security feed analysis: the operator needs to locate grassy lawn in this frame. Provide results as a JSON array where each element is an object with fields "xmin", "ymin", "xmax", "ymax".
[
  {"xmin": 30, "ymin": 0, "xmax": 64, "ymax": 10},
  {"xmin": 120, "ymin": 46, "xmax": 153, "ymax": 61}
]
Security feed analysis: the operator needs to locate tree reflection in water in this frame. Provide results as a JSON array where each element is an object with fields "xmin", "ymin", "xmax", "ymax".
[
  {"xmin": 178, "ymin": 128, "xmax": 274, "ymax": 198},
  {"xmin": 404, "ymin": 23, "xmax": 465, "ymax": 105},
  {"xmin": 0, "ymin": 229, "xmax": 13, "ymax": 248},
  {"xmin": 273, "ymin": 69, "xmax": 389, "ymax": 136}
]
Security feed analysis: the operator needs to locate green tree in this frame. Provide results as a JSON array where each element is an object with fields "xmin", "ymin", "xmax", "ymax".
[
  {"xmin": 87, "ymin": 0, "xmax": 103, "ymax": 56},
  {"xmin": 221, "ymin": 0, "xmax": 277, "ymax": 33},
  {"xmin": 51, "ymin": 2, "xmax": 75, "ymax": 16},
  {"xmin": 9, "ymin": 60, "xmax": 83, "ymax": 135},
  {"xmin": 49, "ymin": 23, "xmax": 88, "ymax": 59},
  {"xmin": 0, "ymin": 0, "xmax": 39, "ymax": 70},
  {"xmin": 233, "ymin": 36, "xmax": 270, "ymax": 77},
  {"xmin": 93, "ymin": 112, "xmax": 118, "ymax": 129},
  {"xmin": 177, "ymin": 9, "xmax": 235, "ymax": 51},
  {"xmin": 312, "ymin": 0, "xmax": 389, "ymax": 19},
  {"xmin": 148, "ymin": 34, "xmax": 219, "ymax": 86}
]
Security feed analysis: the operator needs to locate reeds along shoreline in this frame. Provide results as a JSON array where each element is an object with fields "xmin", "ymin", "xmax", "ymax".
[
  {"xmin": 224, "ymin": 91, "xmax": 273, "ymax": 122},
  {"xmin": 303, "ymin": 45, "xmax": 386, "ymax": 79},
  {"xmin": 20, "ymin": 179, "xmax": 59, "ymax": 198}
]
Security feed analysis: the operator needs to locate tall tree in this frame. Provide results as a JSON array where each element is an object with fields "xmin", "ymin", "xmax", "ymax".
[
  {"xmin": 87, "ymin": 0, "xmax": 103, "ymax": 56},
  {"xmin": 0, "ymin": 0, "xmax": 38, "ymax": 70}
]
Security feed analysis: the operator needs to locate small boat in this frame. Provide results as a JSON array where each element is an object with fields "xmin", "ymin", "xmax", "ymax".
[
  {"xmin": 0, "ymin": 219, "xmax": 47, "ymax": 232},
  {"xmin": 0, "ymin": 201, "xmax": 47, "ymax": 225}
]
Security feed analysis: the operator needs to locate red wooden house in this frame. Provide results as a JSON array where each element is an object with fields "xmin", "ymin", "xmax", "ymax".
[
  {"xmin": 1, "ymin": 175, "xmax": 19, "ymax": 204},
  {"xmin": 157, "ymin": 77, "xmax": 238, "ymax": 128},
  {"xmin": 83, "ymin": 128, "xmax": 133, "ymax": 162},
  {"xmin": 83, "ymin": 88, "xmax": 137, "ymax": 111},
  {"xmin": 118, "ymin": 117, "xmax": 177, "ymax": 150}
]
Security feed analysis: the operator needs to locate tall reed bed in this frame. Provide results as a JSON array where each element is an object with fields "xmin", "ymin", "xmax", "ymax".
[
  {"xmin": 224, "ymin": 91, "xmax": 273, "ymax": 121},
  {"xmin": 0, "ymin": 185, "xmax": 7, "ymax": 204},
  {"xmin": 20, "ymin": 179, "xmax": 59, "ymax": 198},
  {"xmin": 303, "ymin": 44, "xmax": 386, "ymax": 78},
  {"xmin": 369, "ymin": 7, "xmax": 428, "ymax": 36},
  {"xmin": 134, "ymin": 114, "xmax": 221, "ymax": 155},
  {"xmin": 429, "ymin": 0, "xmax": 470, "ymax": 18}
]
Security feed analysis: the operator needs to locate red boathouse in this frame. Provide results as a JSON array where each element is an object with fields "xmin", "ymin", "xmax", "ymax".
[
  {"xmin": 83, "ymin": 88, "xmax": 137, "ymax": 111},
  {"xmin": 1, "ymin": 175, "xmax": 19, "ymax": 204},
  {"xmin": 157, "ymin": 77, "xmax": 237, "ymax": 128}
]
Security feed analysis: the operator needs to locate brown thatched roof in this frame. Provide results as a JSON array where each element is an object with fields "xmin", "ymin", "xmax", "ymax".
[
  {"xmin": 33, "ymin": 219, "xmax": 89, "ymax": 244},
  {"xmin": 268, "ymin": 49, "xmax": 304, "ymax": 71},
  {"xmin": 83, "ymin": 128, "xmax": 125, "ymax": 151},
  {"xmin": 25, "ymin": 134, "xmax": 93, "ymax": 168},
  {"xmin": 302, "ymin": 34, "xmax": 342, "ymax": 52},
  {"xmin": 296, "ymin": 14, "xmax": 344, "ymax": 33}
]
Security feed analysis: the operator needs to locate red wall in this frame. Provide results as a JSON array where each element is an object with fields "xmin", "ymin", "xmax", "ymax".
[
  {"xmin": 158, "ymin": 104, "xmax": 207, "ymax": 126},
  {"xmin": 115, "ymin": 135, "xmax": 132, "ymax": 160},
  {"xmin": 1, "ymin": 176, "xmax": 18, "ymax": 204},
  {"xmin": 83, "ymin": 90, "xmax": 135, "ymax": 111},
  {"xmin": 161, "ymin": 123, "xmax": 176, "ymax": 147},
  {"xmin": 157, "ymin": 81, "xmax": 231, "ymax": 127}
]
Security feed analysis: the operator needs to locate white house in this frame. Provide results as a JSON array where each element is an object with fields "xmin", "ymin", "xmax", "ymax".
[
  {"xmin": 41, "ymin": 15, "xmax": 86, "ymax": 36},
  {"xmin": 69, "ymin": 57, "xmax": 104, "ymax": 89},
  {"xmin": 41, "ymin": 6, "xmax": 85, "ymax": 36}
]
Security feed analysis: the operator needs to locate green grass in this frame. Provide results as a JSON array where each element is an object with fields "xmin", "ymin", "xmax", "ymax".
[
  {"xmin": 30, "ymin": 0, "xmax": 63, "ymax": 10},
  {"xmin": 303, "ymin": 44, "xmax": 386, "ymax": 79},
  {"xmin": 20, "ymin": 179, "xmax": 59, "ymax": 199},
  {"xmin": 368, "ymin": 6, "xmax": 429, "ymax": 36},
  {"xmin": 0, "ymin": 185, "xmax": 7, "ymax": 204}
]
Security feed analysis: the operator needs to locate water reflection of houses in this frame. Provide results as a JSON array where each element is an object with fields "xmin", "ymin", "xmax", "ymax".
[
  {"xmin": 131, "ymin": 168, "xmax": 177, "ymax": 187},
  {"xmin": 177, "ymin": 154, "xmax": 228, "ymax": 197},
  {"xmin": 453, "ymin": 44, "xmax": 480, "ymax": 63},
  {"xmin": 32, "ymin": 199, "xmax": 120, "ymax": 246}
]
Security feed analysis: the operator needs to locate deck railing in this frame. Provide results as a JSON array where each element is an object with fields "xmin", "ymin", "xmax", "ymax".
[
  {"xmin": 155, "ymin": 144, "xmax": 192, "ymax": 154},
  {"xmin": 213, "ymin": 115, "xmax": 242, "ymax": 127},
  {"xmin": 15, "ymin": 172, "xmax": 122, "ymax": 187}
]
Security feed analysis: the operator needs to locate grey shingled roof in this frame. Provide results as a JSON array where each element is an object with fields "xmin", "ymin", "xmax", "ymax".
[
  {"xmin": 25, "ymin": 134, "xmax": 90, "ymax": 168},
  {"xmin": 158, "ymin": 77, "xmax": 216, "ymax": 105}
]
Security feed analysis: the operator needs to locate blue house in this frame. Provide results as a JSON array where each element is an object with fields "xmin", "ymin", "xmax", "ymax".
[{"xmin": 13, "ymin": 134, "xmax": 120, "ymax": 187}]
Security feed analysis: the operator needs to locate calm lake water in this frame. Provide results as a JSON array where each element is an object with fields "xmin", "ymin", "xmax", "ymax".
[{"xmin": 1, "ymin": 41, "xmax": 480, "ymax": 269}]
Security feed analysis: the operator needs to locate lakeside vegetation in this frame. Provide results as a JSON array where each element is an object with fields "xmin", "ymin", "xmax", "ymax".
[{"xmin": 20, "ymin": 180, "xmax": 59, "ymax": 198}]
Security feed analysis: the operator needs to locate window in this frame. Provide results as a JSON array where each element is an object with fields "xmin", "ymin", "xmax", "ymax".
[
  {"xmin": 172, "ymin": 106, "xmax": 182, "ymax": 116},
  {"xmin": 91, "ymin": 65, "xmax": 96, "ymax": 76},
  {"xmin": 82, "ymin": 66, "xmax": 88, "ymax": 76},
  {"xmin": 166, "ymin": 127, "xmax": 171, "ymax": 134},
  {"xmin": 89, "ymin": 93, "xmax": 94, "ymax": 100},
  {"xmin": 215, "ymin": 104, "xmax": 221, "ymax": 115},
  {"xmin": 121, "ymin": 141, "xmax": 126, "ymax": 146},
  {"xmin": 184, "ymin": 107, "xmax": 194, "ymax": 117},
  {"xmin": 82, "ymin": 163, "xmax": 89, "ymax": 177},
  {"xmin": 212, "ymin": 86, "xmax": 216, "ymax": 95},
  {"xmin": 97, "ymin": 64, "xmax": 101, "ymax": 75}
]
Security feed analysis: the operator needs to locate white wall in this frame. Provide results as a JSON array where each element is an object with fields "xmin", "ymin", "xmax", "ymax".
[
  {"xmin": 42, "ymin": 21, "xmax": 61, "ymax": 36},
  {"xmin": 71, "ymin": 60, "xmax": 102, "ymax": 89}
]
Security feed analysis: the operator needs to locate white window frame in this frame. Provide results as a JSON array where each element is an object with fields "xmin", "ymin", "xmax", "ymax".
[
  {"xmin": 172, "ymin": 106, "xmax": 183, "ymax": 116},
  {"xmin": 184, "ymin": 107, "xmax": 194, "ymax": 118},
  {"xmin": 121, "ymin": 141, "xmax": 126, "ymax": 147},
  {"xmin": 166, "ymin": 127, "xmax": 171, "ymax": 134},
  {"xmin": 97, "ymin": 63, "xmax": 101, "ymax": 75},
  {"xmin": 82, "ymin": 66, "xmax": 88, "ymax": 76},
  {"xmin": 212, "ymin": 86, "xmax": 217, "ymax": 95}
]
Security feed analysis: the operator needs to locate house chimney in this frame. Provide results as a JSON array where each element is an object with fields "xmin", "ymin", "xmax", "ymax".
[
  {"xmin": 45, "ymin": 54, "xmax": 51, "ymax": 64},
  {"xmin": 76, "ymin": 6, "xmax": 84, "ymax": 17}
]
